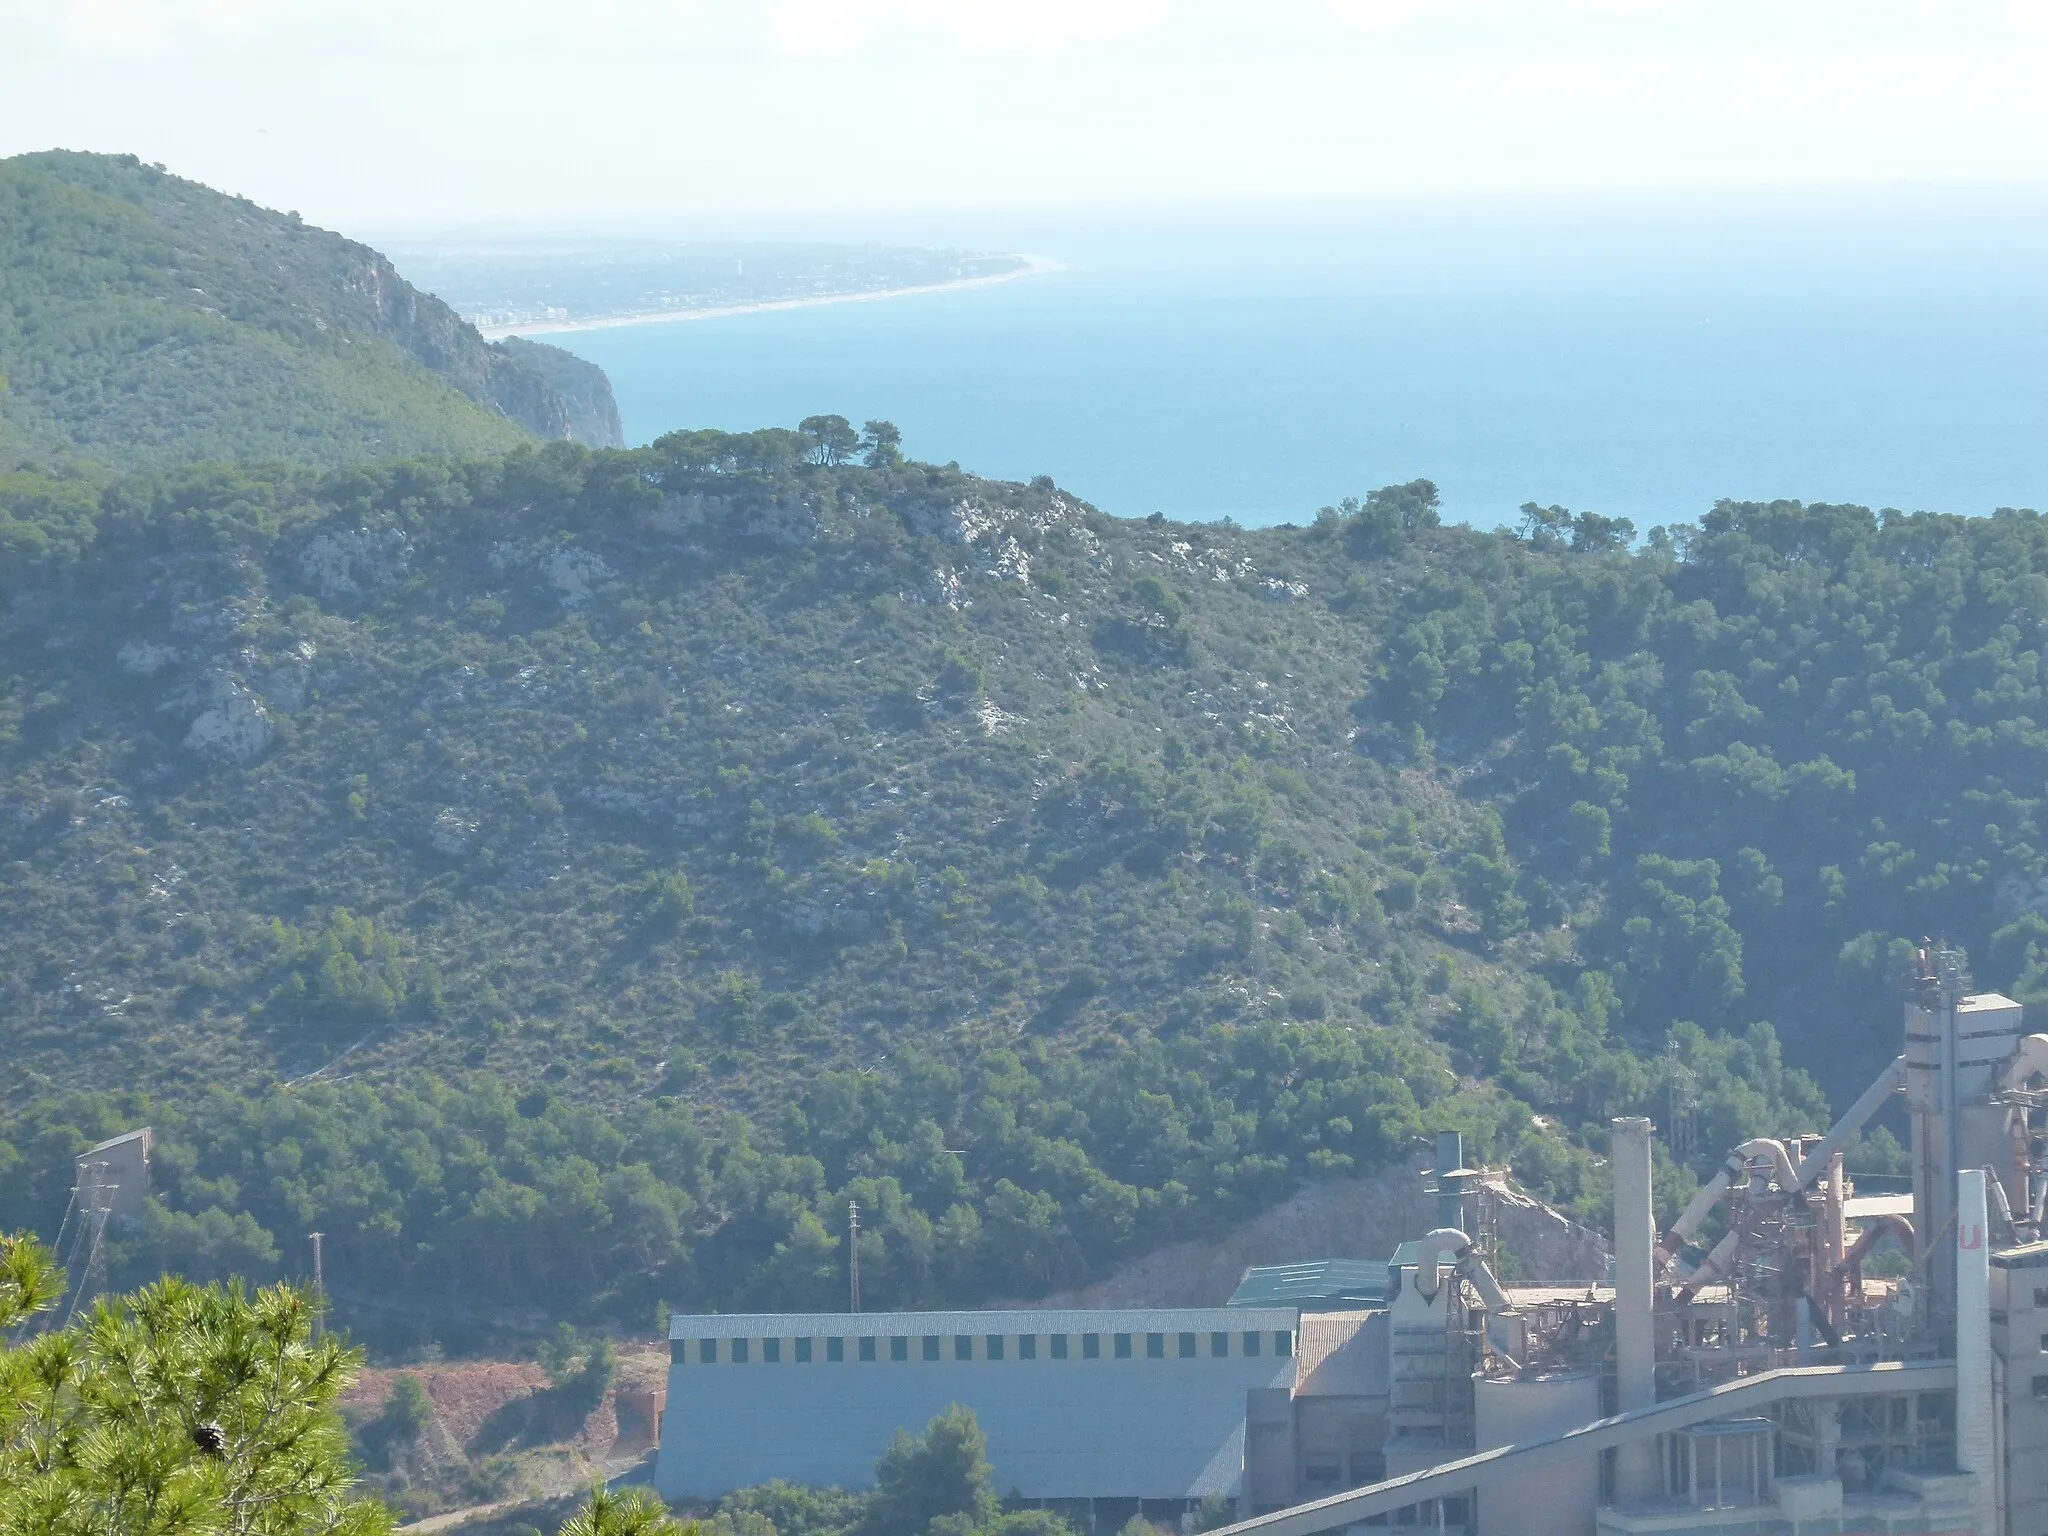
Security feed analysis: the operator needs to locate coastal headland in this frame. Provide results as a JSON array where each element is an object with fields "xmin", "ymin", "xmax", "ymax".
[{"xmin": 480, "ymin": 253, "xmax": 1064, "ymax": 338}]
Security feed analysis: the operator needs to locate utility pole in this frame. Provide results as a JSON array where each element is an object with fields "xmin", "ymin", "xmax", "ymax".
[
  {"xmin": 309, "ymin": 1232, "xmax": 325, "ymax": 1340},
  {"xmin": 848, "ymin": 1200, "xmax": 861, "ymax": 1313}
]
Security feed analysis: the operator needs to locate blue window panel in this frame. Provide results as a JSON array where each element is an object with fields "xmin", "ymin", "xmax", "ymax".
[
  {"xmin": 1243, "ymin": 1331, "xmax": 1262, "ymax": 1357},
  {"xmin": 826, "ymin": 1337, "xmax": 844, "ymax": 1362},
  {"xmin": 1274, "ymin": 1331, "xmax": 1292, "ymax": 1357},
  {"xmin": 764, "ymin": 1338, "xmax": 781, "ymax": 1363},
  {"xmin": 986, "ymin": 1335, "xmax": 1005, "ymax": 1361},
  {"xmin": 1146, "ymin": 1334, "xmax": 1165, "ymax": 1359},
  {"xmin": 955, "ymin": 1335, "xmax": 973, "ymax": 1361},
  {"xmin": 1211, "ymin": 1332, "xmax": 1230, "ymax": 1357},
  {"xmin": 1019, "ymin": 1335, "xmax": 1037, "ymax": 1360},
  {"xmin": 1114, "ymin": 1334, "xmax": 1133, "ymax": 1359},
  {"xmin": 733, "ymin": 1339, "xmax": 750, "ymax": 1364},
  {"xmin": 922, "ymin": 1336, "xmax": 941, "ymax": 1361},
  {"xmin": 1178, "ymin": 1333, "xmax": 1197, "ymax": 1359},
  {"xmin": 796, "ymin": 1338, "xmax": 813, "ymax": 1363},
  {"xmin": 1051, "ymin": 1334, "xmax": 1069, "ymax": 1360},
  {"xmin": 1083, "ymin": 1333, "xmax": 1101, "ymax": 1359},
  {"xmin": 890, "ymin": 1337, "xmax": 908, "ymax": 1362},
  {"xmin": 859, "ymin": 1337, "xmax": 876, "ymax": 1362}
]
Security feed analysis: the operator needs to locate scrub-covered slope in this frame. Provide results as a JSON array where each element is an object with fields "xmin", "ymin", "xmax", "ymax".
[
  {"xmin": 1, "ymin": 434, "xmax": 2038, "ymax": 1328},
  {"xmin": 0, "ymin": 152, "xmax": 621, "ymax": 471}
]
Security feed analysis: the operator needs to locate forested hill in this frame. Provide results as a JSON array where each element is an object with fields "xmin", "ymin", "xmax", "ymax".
[
  {"xmin": 0, "ymin": 151, "xmax": 622, "ymax": 472},
  {"xmin": 2, "ymin": 434, "xmax": 2043, "ymax": 1336}
]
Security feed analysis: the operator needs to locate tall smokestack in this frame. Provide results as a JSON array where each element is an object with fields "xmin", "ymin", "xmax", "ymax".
[
  {"xmin": 1956, "ymin": 1169, "xmax": 1996, "ymax": 1536},
  {"xmin": 1611, "ymin": 1117, "xmax": 1659, "ymax": 1502},
  {"xmin": 1435, "ymin": 1130, "xmax": 1466, "ymax": 1232}
]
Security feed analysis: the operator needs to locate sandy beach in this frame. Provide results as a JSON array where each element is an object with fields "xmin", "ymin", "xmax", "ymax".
[{"xmin": 478, "ymin": 254, "xmax": 1064, "ymax": 339}]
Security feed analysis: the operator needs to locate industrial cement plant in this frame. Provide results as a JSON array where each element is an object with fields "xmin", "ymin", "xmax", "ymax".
[{"xmin": 657, "ymin": 945, "xmax": 2048, "ymax": 1536}]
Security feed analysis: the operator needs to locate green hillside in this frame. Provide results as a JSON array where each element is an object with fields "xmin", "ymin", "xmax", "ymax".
[
  {"xmin": 0, "ymin": 152, "xmax": 620, "ymax": 472},
  {"xmin": 4, "ymin": 431, "xmax": 2037, "ymax": 1334}
]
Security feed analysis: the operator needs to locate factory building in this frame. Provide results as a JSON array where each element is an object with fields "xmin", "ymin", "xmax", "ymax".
[
  {"xmin": 660, "ymin": 946, "xmax": 2048, "ymax": 1536},
  {"xmin": 1215, "ymin": 944, "xmax": 2048, "ymax": 1536},
  {"xmin": 656, "ymin": 1308, "xmax": 1300, "ymax": 1510}
]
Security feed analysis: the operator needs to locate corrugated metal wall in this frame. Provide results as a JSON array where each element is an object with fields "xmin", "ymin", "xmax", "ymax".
[{"xmin": 657, "ymin": 1309, "xmax": 1299, "ymax": 1501}]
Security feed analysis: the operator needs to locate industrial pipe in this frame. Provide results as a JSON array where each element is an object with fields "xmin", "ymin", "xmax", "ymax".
[
  {"xmin": 1660, "ymin": 1168, "xmax": 1734, "ymax": 1266},
  {"xmin": 1411, "ymin": 1228, "xmax": 1472, "ymax": 1298},
  {"xmin": 1829, "ymin": 1213, "xmax": 1915, "ymax": 1295},
  {"xmin": 1674, "ymin": 1231, "xmax": 1740, "ymax": 1303},
  {"xmin": 1794, "ymin": 1055, "xmax": 1907, "ymax": 1187},
  {"xmin": 1409, "ymin": 1227, "xmax": 1513, "ymax": 1314},
  {"xmin": 1665, "ymin": 1140, "xmax": 1796, "ymax": 1245},
  {"xmin": 1989, "ymin": 1172, "xmax": 2019, "ymax": 1242},
  {"xmin": 1661, "ymin": 1140, "xmax": 1797, "ymax": 1276},
  {"xmin": 1459, "ymin": 1252, "xmax": 1513, "ymax": 1315},
  {"xmin": 1800, "ymin": 1293, "xmax": 1843, "ymax": 1350},
  {"xmin": 1663, "ymin": 1055, "xmax": 1907, "ymax": 1276},
  {"xmin": 1999, "ymin": 1034, "xmax": 2048, "ymax": 1092},
  {"xmin": 1736, "ymin": 1137, "xmax": 1802, "ymax": 1194}
]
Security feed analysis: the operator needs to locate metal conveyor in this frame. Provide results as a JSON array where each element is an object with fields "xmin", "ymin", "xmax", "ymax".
[{"xmin": 1212, "ymin": 1359, "xmax": 1958, "ymax": 1536}]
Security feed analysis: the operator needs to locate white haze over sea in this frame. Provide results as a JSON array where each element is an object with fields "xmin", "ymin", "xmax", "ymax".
[{"xmin": 520, "ymin": 189, "xmax": 2048, "ymax": 531}]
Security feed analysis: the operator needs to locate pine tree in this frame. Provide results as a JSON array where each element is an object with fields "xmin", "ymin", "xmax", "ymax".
[{"xmin": 0, "ymin": 1230, "xmax": 392, "ymax": 1536}]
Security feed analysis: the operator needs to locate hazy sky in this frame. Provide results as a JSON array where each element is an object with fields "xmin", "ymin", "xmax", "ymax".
[{"xmin": 4, "ymin": 0, "xmax": 2046, "ymax": 233}]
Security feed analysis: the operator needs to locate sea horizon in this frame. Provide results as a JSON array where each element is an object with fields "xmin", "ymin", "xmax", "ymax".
[{"xmin": 504, "ymin": 189, "xmax": 2048, "ymax": 531}]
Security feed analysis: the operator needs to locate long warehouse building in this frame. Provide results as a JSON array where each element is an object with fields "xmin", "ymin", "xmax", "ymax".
[{"xmin": 656, "ymin": 1308, "xmax": 1301, "ymax": 1505}]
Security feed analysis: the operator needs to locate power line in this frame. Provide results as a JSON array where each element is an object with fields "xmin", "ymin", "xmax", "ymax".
[{"xmin": 59, "ymin": 1158, "xmax": 115, "ymax": 1329}]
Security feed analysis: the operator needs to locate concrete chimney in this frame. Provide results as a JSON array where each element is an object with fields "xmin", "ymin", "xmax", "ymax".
[
  {"xmin": 1611, "ymin": 1117, "xmax": 1659, "ymax": 1503},
  {"xmin": 1435, "ymin": 1130, "xmax": 1467, "ymax": 1232},
  {"xmin": 1956, "ymin": 1168, "xmax": 1996, "ymax": 1536}
]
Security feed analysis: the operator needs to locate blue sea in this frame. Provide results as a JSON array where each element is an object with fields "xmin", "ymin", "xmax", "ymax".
[{"xmin": 530, "ymin": 189, "xmax": 2048, "ymax": 530}]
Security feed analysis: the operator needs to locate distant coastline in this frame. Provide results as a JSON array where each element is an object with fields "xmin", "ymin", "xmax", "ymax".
[{"xmin": 479, "ymin": 254, "xmax": 1064, "ymax": 339}]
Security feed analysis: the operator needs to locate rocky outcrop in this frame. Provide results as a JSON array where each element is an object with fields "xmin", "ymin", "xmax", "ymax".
[
  {"xmin": 172, "ymin": 675, "xmax": 274, "ymax": 766},
  {"xmin": 643, "ymin": 488, "xmax": 819, "ymax": 547},
  {"xmin": 1013, "ymin": 1162, "xmax": 1608, "ymax": 1309},
  {"xmin": 328, "ymin": 243, "xmax": 596, "ymax": 443},
  {"xmin": 487, "ymin": 540, "xmax": 617, "ymax": 605},
  {"xmin": 298, "ymin": 527, "xmax": 412, "ymax": 605},
  {"xmin": 495, "ymin": 337, "xmax": 626, "ymax": 450}
]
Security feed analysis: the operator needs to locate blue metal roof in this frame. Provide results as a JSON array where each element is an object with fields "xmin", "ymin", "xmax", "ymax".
[{"xmin": 1226, "ymin": 1259, "xmax": 1389, "ymax": 1311}]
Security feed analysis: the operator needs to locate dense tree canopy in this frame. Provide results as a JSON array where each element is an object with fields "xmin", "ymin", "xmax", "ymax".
[{"xmin": 2, "ymin": 432, "xmax": 2032, "ymax": 1335}]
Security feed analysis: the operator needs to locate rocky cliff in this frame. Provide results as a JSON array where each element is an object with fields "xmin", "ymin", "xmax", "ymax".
[{"xmin": 497, "ymin": 336, "xmax": 626, "ymax": 449}]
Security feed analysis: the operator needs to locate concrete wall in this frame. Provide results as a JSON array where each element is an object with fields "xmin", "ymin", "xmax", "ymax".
[
  {"xmin": 1243, "ymin": 1387, "xmax": 1297, "ymax": 1515},
  {"xmin": 656, "ymin": 1308, "xmax": 1299, "ymax": 1503},
  {"xmin": 1993, "ymin": 1241, "xmax": 2048, "ymax": 1536},
  {"xmin": 1474, "ymin": 1372, "xmax": 1600, "ymax": 1536}
]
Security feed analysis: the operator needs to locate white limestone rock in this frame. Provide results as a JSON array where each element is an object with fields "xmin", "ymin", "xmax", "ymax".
[
  {"xmin": 182, "ymin": 682, "xmax": 273, "ymax": 765},
  {"xmin": 983, "ymin": 535, "xmax": 1030, "ymax": 584},
  {"xmin": 976, "ymin": 699, "xmax": 1027, "ymax": 736},
  {"xmin": 489, "ymin": 540, "xmax": 617, "ymax": 605},
  {"xmin": 430, "ymin": 808, "xmax": 478, "ymax": 857},
  {"xmin": 118, "ymin": 641, "xmax": 178, "ymax": 677},
  {"xmin": 739, "ymin": 494, "xmax": 820, "ymax": 547},
  {"xmin": 539, "ymin": 546, "xmax": 616, "ymax": 603},
  {"xmin": 903, "ymin": 497, "xmax": 1006, "ymax": 546},
  {"xmin": 298, "ymin": 527, "xmax": 412, "ymax": 604}
]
